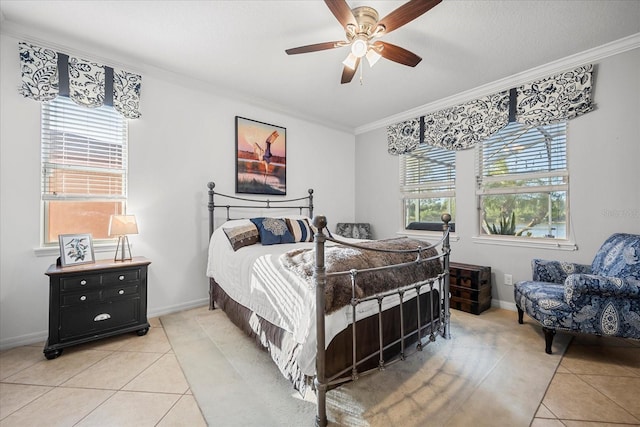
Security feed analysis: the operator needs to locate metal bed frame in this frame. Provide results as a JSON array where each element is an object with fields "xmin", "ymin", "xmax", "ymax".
[{"xmin": 207, "ymin": 182, "xmax": 451, "ymax": 427}]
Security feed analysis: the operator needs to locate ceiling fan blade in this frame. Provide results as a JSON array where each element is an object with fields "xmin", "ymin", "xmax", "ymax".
[
  {"xmin": 341, "ymin": 57, "xmax": 361, "ymax": 84},
  {"xmin": 285, "ymin": 41, "xmax": 343, "ymax": 55},
  {"xmin": 376, "ymin": 41, "xmax": 422, "ymax": 67},
  {"xmin": 324, "ymin": 0, "xmax": 357, "ymax": 29},
  {"xmin": 377, "ymin": 0, "xmax": 442, "ymax": 34}
]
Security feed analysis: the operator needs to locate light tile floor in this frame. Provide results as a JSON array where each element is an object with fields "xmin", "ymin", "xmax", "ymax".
[
  {"xmin": 532, "ymin": 334, "xmax": 640, "ymax": 426},
  {"xmin": 0, "ymin": 317, "xmax": 206, "ymax": 426},
  {"xmin": 1, "ymin": 313, "xmax": 639, "ymax": 427}
]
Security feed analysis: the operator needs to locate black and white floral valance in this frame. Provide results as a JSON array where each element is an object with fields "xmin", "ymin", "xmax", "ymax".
[
  {"xmin": 422, "ymin": 91, "xmax": 510, "ymax": 151},
  {"xmin": 18, "ymin": 42, "xmax": 142, "ymax": 119},
  {"xmin": 387, "ymin": 117, "xmax": 423, "ymax": 155},
  {"xmin": 515, "ymin": 64, "xmax": 593, "ymax": 126},
  {"xmin": 388, "ymin": 64, "xmax": 594, "ymax": 154}
]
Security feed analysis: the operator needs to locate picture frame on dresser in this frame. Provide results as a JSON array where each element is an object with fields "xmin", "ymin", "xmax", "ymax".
[{"xmin": 58, "ymin": 233, "xmax": 95, "ymax": 267}]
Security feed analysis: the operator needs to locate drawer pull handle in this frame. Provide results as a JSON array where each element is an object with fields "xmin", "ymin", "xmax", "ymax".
[
  {"xmin": 94, "ymin": 313, "xmax": 111, "ymax": 322},
  {"xmin": 118, "ymin": 289, "xmax": 125, "ymax": 295},
  {"xmin": 118, "ymin": 275, "xmax": 125, "ymax": 281},
  {"xmin": 80, "ymin": 280, "xmax": 87, "ymax": 285},
  {"xmin": 80, "ymin": 295, "xmax": 87, "ymax": 301}
]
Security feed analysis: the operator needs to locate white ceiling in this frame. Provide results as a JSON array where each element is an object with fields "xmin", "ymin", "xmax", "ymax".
[{"xmin": 1, "ymin": 1, "xmax": 639, "ymax": 132}]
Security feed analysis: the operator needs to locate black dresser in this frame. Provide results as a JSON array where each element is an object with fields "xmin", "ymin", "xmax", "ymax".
[{"xmin": 44, "ymin": 257, "xmax": 151, "ymax": 359}]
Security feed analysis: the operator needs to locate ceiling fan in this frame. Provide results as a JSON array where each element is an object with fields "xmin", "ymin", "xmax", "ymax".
[{"xmin": 285, "ymin": 0, "xmax": 442, "ymax": 84}]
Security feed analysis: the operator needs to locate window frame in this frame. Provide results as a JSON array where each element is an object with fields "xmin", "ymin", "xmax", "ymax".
[
  {"xmin": 475, "ymin": 121, "xmax": 570, "ymax": 243},
  {"xmin": 40, "ymin": 96, "xmax": 128, "ymax": 247},
  {"xmin": 399, "ymin": 143, "xmax": 456, "ymax": 234}
]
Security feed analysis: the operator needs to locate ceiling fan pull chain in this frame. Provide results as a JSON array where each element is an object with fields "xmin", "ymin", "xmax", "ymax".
[{"xmin": 360, "ymin": 63, "xmax": 364, "ymax": 85}]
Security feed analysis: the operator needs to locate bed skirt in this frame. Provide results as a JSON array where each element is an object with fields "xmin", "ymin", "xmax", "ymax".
[{"xmin": 209, "ymin": 277, "xmax": 441, "ymax": 391}]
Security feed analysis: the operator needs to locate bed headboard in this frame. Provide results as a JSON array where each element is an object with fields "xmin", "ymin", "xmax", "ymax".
[{"xmin": 207, "ymin": 182, "xmax": 314, "ymax": 238}]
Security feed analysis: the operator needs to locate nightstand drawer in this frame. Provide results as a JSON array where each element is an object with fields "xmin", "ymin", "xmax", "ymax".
[
  {"xmin": 61, "ymin": 275, "xmax": 101, "ymax": 291},
  {"xmin": 102, "ymin": 283, "xmax": 139, "ymax": 299},
  {"xmin": 103, "ymin": 269, "xmax": 140, "ymax": 284},
  {"xmin": 61, "ymin": 290, "xmax": 102, "ymax": 306},
  {"xmin": 59, "ymin": 299, "xmax": 140, "ymax": 340}
]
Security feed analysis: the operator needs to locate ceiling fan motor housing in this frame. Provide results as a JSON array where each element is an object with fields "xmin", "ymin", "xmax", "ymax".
[{"xmin": 348, "ymin": 6, "xmax": 382, "ymax": 39}]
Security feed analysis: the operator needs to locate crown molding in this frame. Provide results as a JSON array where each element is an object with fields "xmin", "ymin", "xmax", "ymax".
[{"xmin": 355, "ymin": 33, "xmax": 640, "ymax": 135}]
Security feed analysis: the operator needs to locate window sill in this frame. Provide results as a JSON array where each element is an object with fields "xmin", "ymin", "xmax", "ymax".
[
  {"xmin": 34, "ymin": 242, "xmax": 119, "ymax": 257},
  {"xmin": 397, "ymin": 230, "xmax": 460, "ymax": 243},
  {"xmin": 471, "ymin": 235, "xmax": 577, "ymax": 251}
]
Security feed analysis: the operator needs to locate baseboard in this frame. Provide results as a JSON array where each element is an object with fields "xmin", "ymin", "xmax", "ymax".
[
  {"xmin": 148, "ymin": 298, "xmax": 209, "ymax": 319},
  {"xmin": 0, "ymin": 297, "xmax": 210, "ymax": 352},
  {"xmin": 0, "ymin": 330, "xmax": 48, "ymax": 352},
  {"xmin": 492, "ymin": 298, "xmax": 517, "ymax": 312}
]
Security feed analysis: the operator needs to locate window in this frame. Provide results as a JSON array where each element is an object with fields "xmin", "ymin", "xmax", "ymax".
[
  {"xmin": 400, "ymin": 144, "xmax": 456, "ymax": 231},
  {"xmin": 476, "ymin": 121, "xmax": 568, "ymax": 239},
  {"xmin": 41, "ymin": 96, "xmax": 128, "ymax": 245}
]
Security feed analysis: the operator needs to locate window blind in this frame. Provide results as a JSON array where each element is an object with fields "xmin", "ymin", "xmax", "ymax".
[
  {"xmin": 400, "ymin": 144, "xmax": 456, "ymax": 197},
  {"xmin": 42, "ymin": 96, "xmax": 127, "ymax": 201},
  {"xmin": 477, "ymin": 122, "xmax": 567, "ymax": 195}
]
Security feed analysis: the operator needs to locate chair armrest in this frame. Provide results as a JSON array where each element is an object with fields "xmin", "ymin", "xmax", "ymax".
[
  {"xmin": 532, "ymin": 259, "xmax": 591, "ymax": 284},
  {"xmin": 564, "ymin": 274, "xmax": 640, "ymax": 306}
]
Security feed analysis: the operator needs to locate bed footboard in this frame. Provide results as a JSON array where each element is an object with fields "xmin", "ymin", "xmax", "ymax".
[{"xmin": 312, "ymin": 214, "xmax": 452, "ymax": 427}]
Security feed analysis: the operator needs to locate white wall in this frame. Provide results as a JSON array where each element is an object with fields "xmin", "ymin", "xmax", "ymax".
[
  {"xmin": 0, "ymin": 31, "xmax": 356, "ymax": 349},
  {"xmin": 355, "ymin": 47, "xmax": 640, "ymax": 308}
]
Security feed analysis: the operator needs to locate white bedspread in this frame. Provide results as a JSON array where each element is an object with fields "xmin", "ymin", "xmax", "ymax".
[{"xmin": 206, "ymin": 219, "xmax": 419, "ymax": 375}]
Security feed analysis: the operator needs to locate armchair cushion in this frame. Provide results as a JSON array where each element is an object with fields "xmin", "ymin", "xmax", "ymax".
[
  {"xmin": 532, "ymin": 259, "xmax": 591, "ymax": 283},
  {"xmin": 565, "ymin": 275, "xmax": 640, "ymax": 304}
]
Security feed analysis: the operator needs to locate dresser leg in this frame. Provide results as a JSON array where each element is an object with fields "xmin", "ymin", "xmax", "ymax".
[
  {"xmin": 136, "ymin": 327, "xmax": 149, "ymax": 336},
  {"xmin": 44, "ymin": 348, "xmax": 63, "ymax": 360}
]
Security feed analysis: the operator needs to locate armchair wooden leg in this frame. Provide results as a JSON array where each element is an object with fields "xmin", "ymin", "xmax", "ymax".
[
  {"xmin": 542, "ymin": 327, "xmax": 556, "ymax": 354},
  {"xmin": 517, "ymin": 306, "xmax": 524, "ymax": 324}
]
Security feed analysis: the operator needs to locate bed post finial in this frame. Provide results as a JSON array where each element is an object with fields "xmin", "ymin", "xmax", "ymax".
[
  {"xmin": 441, "ymin": 213, "xmax": 451, "ymax": 226},
  {"xmin": 312, "ymin": 215, "xmax": 326, "ymax": 232}
]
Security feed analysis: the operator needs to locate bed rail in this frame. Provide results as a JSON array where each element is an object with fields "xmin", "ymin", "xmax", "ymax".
[
  {"xmin": 312, "ymin": 214, "xmax": 452, "ymax": 427},
  {"xmin": 207, "ymin": 182, "xmax": 314, "ymax": 238}
]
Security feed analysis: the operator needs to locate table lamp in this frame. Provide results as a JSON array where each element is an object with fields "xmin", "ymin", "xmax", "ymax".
[{"xmin": 108, "ymin": 214, "xmax": 138, "ymax": 261}]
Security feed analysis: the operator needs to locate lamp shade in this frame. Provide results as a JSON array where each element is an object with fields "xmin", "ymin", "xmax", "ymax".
[{"xmin": 108, "ymin": 215, "xmax": 138, "ymax": 236}]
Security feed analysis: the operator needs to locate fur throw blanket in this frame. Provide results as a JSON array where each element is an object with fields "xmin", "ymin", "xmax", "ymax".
[{"xmin": 280, "ymin": 237, "xmax": 443, "ymax": 313}]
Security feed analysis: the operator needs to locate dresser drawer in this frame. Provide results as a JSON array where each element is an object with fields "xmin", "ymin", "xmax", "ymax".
[
  {"xmin": 103, "ymin": 268, "xmax": 140, "ymax": 285},
  {"xmin": 60, "ymin": 290, "xmax": 102, "ymax": 306},
  {"xmin": 59, "ymin": 298, "xmax": 140, "ymax": 340},
  {"xmin": 60, "ymin": 275, "xmax": 101, "ymax": 291},
  {"xmin": 102, "ymin": 283, "xmax": 139, "ymax": 299}
]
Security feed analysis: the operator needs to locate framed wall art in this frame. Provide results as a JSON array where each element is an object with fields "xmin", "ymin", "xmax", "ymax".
[
  {"xmin": 235, "ymin": 116, "xmax": 286, "ymax": 195},
  {"xmin": 58, "ymin": 233, "xmax": 95, "ymax": 267}
]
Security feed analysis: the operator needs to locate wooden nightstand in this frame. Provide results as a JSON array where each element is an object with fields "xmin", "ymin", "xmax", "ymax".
[{"xmin": 43, "ymin": 256, "xmax": 151, "ymax": 359}]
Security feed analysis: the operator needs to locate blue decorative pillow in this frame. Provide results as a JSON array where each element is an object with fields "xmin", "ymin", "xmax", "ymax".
[
  {"xmin": 285, "ymin": 218, "xmax": 314, "ymax": 242},
  {"xmin": 250, "ymin": 217, "xmax": 295, "ymax": 245}
]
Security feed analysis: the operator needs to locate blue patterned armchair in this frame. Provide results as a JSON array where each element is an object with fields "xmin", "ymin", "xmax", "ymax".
[{"xmin": 514, "ymin": 233, "xmax": 640, "ymax": 354}]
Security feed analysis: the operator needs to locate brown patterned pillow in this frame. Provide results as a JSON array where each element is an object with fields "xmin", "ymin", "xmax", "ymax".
[{"xmin": 223, "ymin": 224, "xmax": 259, "ymax": 251}]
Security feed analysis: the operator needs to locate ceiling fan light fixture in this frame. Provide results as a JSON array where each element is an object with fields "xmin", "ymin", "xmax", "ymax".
[
  {"xmin": 342, "ymin": 52, "xmax": 358, "ymax": 70},
  {"xmin": 351, "ymin": 38, "xmax": 368, "ymax": 58},
  {"xmin": 366, "ymin": 48, "xmax": 381, "ymax": 67}
]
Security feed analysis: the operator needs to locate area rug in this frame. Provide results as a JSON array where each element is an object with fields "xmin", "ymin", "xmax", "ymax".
[{"xmin": 161, "ymin": 306, "xmax": 570, "ymax": 427}]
